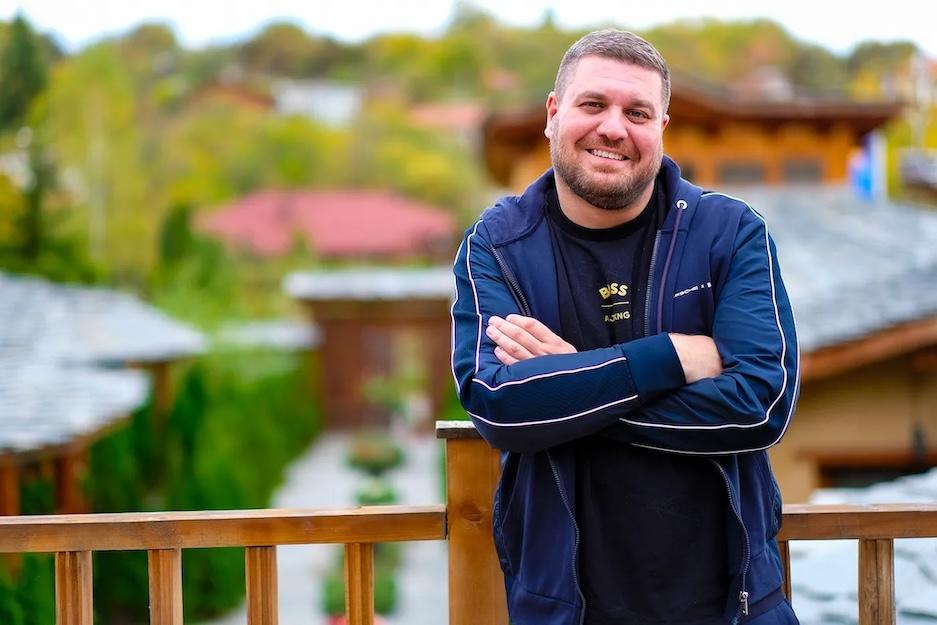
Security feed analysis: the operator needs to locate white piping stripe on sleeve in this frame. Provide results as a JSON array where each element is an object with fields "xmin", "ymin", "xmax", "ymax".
[
  {"xmin": 449, "ymin": 235, "xmax": 468, "ymax": 393},
  {"xmin": 464, "ymin": 221, "xmax": 484, "ymax": 376},
  {"xmin": 470, "ymin": 394, "xmax": 639, "ymax": 428},
  {"xmin": 471, "ymin": 357, "xmax": 627, "ymax": 391},
  {"xmin": 621, "ymin": 192, "xmax": 796, "ymax": 441}
]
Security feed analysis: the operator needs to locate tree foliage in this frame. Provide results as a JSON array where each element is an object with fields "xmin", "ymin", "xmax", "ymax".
[{"xmin": 0, "ymin": 14, "xmax": 47, "ymax": 132}]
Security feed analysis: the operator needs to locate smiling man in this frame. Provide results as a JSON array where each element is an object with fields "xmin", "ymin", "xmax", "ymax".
[{"xmin": 450, "ymin": 30, "xmax": 801, "ymax": 625}]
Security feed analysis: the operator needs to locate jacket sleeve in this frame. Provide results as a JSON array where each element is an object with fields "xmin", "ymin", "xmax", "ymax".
[
  {"xmin": 451, "ymin": 220, "xmax": 686, "ymax": 453},
  {"xmin": 601, "ymin": 210, "xmax": 800, "ymax": 454}
]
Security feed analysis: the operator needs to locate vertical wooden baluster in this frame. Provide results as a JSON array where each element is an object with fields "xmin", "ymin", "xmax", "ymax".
[
  {"xmin": 246, "ymin": 546, "xmax": 279, "ymax": 625},
  {"xmin": 446, "ymin": 437, "xmax": 509, "ymax": 625},
  {"xmin": 779, "ymin": 540, "xmax": 792, "ymax": 601},
  {"xmin": 344, "ymin": 543, "xmax": 374, "ymax": 625},
  {"xmin": 858, "ymin": 538, "xmax": 895, "ymax": 625},
  {"xmin": 55, "ymin": 551, "xmax": 92, "ymax": 625},
  {"xmin": 148, "ymin": 548, "xmax": 183, "ymax": 625}
]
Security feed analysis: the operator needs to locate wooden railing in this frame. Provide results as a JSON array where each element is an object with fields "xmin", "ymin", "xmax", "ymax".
[{"xmin": 1, "ymin": 420, "xmax": 935, "ymax": 625}]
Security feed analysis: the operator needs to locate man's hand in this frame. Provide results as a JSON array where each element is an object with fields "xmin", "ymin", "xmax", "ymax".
[
  {"xmin": 486, "ymin": 314, "xmax": 577, "ymax": 364},
  {"xmin": 668, "ymin": 333, "xmax": 723, "ymax": 383}
]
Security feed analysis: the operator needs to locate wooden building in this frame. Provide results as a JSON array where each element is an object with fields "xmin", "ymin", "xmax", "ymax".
[
  {"xmin": 482, "ymin": 76, "xmax": 900, "ymax": 192},
  {"xmin": 285, "ymin": 267, "xmax": 453, "ymax": 431}
]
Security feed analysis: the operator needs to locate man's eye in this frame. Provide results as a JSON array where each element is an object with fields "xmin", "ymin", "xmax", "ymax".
[
  {"xmin": 628, "ymin": 110, "xmax": 649, "ymax": 119},
  {"xmin": 582, "ymin": 102, "xmax": 603, "ymax": 109}
]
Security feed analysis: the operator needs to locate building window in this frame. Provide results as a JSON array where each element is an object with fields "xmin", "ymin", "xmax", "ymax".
[
  {"xmin": 717, "ymin": 162, "xmax": 765, "ymax": 185},
  {"xmin": 783, "ymin": 158, "xmax": 823, "ymax": 183}
]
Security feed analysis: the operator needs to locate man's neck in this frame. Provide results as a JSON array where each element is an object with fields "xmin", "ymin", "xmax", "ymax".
[{"xmin": 554, "ymin": 177, "xmax": 655, "ymax": 229}]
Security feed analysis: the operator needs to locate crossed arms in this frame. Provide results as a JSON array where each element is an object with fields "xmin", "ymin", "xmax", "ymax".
[{"xmin": 450, "ymin": 213, "xmax": 800, "ymax": 455}]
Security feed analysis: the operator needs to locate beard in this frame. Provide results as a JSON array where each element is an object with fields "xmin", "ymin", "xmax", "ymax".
[{"xmin": 550, "ymin": 129, "xmax": 662, "ymax": 211}]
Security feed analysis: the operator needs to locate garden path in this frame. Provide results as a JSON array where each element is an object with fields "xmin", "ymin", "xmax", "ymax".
[{"xmin": 199, "ymin": 431, "xmax": 448, "ymax": 625}]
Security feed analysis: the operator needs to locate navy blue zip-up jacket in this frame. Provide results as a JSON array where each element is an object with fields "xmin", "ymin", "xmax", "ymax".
[{"xmin": 450, "ymin": 157, "xmax": 800, "ymax": 625}]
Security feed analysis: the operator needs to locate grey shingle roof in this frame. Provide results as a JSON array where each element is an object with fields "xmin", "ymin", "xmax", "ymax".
[
  {"xmin": 216, "ymin": 320, "xmax": 321, "ymax": 351},
  {"xmin": 0, "ymin": 359, "xmax": 148, "ymax": 454},
  {"xmin": 284, "ymin": 266, "xmax": 454, "ymax": 301},
  {"xmin": 0, "ymin": 272, "xmax": 205, "ymax": 365},
  {"xmin": 738, "ymin": 186, "xmax": 937, "ymax": 352},
  {"xmin": 0, "ymin": 272, "xmax": 205, "ymax": 456},
  {"xmin": 791, "ymin": 470, "xmax": 937, "ymax": 623}
]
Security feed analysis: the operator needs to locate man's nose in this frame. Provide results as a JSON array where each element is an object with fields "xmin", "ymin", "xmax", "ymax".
[{"xmin": 595, "ymin": 111, "xmax": 629, "ymax": 141}]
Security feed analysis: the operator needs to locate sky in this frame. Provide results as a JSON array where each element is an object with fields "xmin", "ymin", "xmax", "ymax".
[{"xmin": 2, "ymin": 0, "xmax": 935, "ymax": 58}]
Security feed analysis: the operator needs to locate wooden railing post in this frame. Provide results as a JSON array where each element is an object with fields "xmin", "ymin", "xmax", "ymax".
[
  {"xmin": 148, "ymin": 548, "xmax": 183, "ymax": 625},
  {"xmin": 246, "ymin": 546, "xmax": 279, "ymax": 625},
  {"xmin": 778, "ymin": 540, "xmax": 792, "ymax": 600},
  {"xmin": 344, "ymin": 543, "xmax": 374, "ymax": 625},
  {"xmin": 438, "ymin": 421, "xmax": 509, "ymax": 625},
  {"xmin": 858, "ymin": 538, "xmax": 895, "ymax": 625},
  {"xmin": 55, "ymin": 551, "xmax": 92, "ymax": 625}
]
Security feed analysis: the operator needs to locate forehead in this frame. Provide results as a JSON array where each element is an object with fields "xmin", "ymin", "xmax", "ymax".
[{"xmin": 563, "ymin": 55, "xmax": 664, "ymax": 108}]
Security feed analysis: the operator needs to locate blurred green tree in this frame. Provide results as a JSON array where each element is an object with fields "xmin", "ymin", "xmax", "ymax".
[{"xmin": 0, "ymin": 14, "xmax": 47, "ymax": 132}]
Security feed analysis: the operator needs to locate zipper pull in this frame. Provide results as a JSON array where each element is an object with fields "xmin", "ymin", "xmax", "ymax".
[{"xmin": 739, "ymin": 591, "xmax": 749, "ymax": 616}]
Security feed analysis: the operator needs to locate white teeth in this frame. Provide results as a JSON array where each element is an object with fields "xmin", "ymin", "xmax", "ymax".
[{"xmin": 589, "ymin": 149, "xmax": 625, "ymax": 161}]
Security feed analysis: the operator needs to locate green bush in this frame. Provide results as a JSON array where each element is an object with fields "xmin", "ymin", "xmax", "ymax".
[{"xmin": 355, "ymin": 477, "xmax": 398, "ymax": 506}]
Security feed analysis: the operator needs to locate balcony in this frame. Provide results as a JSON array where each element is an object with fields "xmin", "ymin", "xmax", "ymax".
[{"xmin": 0, "ymin": 421, "xmax": 934, "ymax": 625}]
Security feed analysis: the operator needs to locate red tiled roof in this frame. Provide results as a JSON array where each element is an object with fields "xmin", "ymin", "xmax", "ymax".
[{"xmin": 197, "ymin": 190, "xmax": 456, "ymax": 259}]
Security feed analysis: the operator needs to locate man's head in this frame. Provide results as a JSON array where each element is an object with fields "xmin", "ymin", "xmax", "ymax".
[{"xmin": 546, "ymin": 30, "xmax": 671, "ymax": 213}]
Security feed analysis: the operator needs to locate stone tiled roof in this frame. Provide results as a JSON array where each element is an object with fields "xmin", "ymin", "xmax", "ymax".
[
  {"xmin": 0, "ymin": 272, "xmax": 205, "ymax": 365},
  {"xmin": 216, "ymin": 320, "xmax": 321, "ymax": 351},
  {"xmin": 791, "ymin": 470, "xmax": 937, "ymax": 624},
  {"xmin": 0, "ymin": 272, "xmax": 205, "ymax": 455},
  {"xmin": 284, "ymin": 267, "xmax": 454, "ymax": 301},
  {"xmin": 0, "ymin": 359, "xmax": 148, "ymax": 454},
  {"xmin": 721, "ymin": 187, "xmax": 937, "ymax": 352}
]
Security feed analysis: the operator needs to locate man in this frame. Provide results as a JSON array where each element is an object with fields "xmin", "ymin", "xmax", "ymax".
[{"xmin": 450, "ymin": 30, "xmax": 800, "ymax": 625}]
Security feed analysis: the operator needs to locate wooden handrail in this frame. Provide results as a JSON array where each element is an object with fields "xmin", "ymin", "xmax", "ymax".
[{"xmin": 0, "ymin": 505, "xmax": 446, "ymax": 553}]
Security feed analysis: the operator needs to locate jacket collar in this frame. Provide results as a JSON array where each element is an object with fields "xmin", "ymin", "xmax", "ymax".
[{"xmin": 483, "ymin": 155, "xmax": 699, "ymax": 246}]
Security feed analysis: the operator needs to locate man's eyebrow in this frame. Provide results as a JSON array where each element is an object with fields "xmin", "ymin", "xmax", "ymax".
[{"xmin": 575, "ymin": 91, "xmax": 657, "ymax": 111}]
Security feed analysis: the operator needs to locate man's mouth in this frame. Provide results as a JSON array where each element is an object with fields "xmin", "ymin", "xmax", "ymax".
[{"xmin": 587, "ymin": 149, "xmax": 628, "ymax": 161}]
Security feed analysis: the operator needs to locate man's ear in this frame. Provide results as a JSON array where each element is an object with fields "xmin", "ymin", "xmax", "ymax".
[
  {"xmin": 661, "ymin": 113, "xmax": 671, "ymax": 132},
  {"xmin": 544, "ymin": 91, "xmax": 558, "ymax": 139}
]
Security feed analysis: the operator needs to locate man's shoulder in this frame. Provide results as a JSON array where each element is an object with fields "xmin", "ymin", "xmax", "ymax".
[
  {"xmin": 692, "ymin": 188, "xmax": 767, "ymax": 231},
  {"xmin": 474, "ymin": 170, "xmax": 554, "ymax": 246}
]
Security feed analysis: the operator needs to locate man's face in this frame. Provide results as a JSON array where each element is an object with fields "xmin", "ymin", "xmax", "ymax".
[{"xmin": 545, "ymin": 55, "xmax": 670, "ymax": 211}]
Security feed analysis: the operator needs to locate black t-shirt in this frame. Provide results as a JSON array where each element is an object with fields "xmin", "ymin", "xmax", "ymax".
[{"xmin": 545, "ymin": 182, "xmax": 730, "ymax": 625}]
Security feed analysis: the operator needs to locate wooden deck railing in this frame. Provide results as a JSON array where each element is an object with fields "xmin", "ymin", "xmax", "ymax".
[{"xmin": 0, "ymin": 419, "xmax": 935, "ymax": 625}]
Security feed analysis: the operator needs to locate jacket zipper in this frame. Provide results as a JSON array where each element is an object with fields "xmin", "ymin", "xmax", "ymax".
[
  {"xmin": 711, "ymin": 459, "xmax": 750, "ymax": 623},
  {"xmin": 644, "ymin": 233, "xmax": 662, "ymax": 337},
  {"xmin": 491, "ymin": 247, "xmax": 532, "ymax": 316},
  {"xmin": 493, "ymin": 246, "xmax": 584, "ymax": 618},
  {"xmin": 645, "ymin": 201, "xmax": 751, "ymax": 623},
  {"xmin": 548, "ymin": 451, "xmax": 587, "ymax": 625}
]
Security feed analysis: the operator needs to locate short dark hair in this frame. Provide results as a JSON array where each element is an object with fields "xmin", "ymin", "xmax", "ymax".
[{"xmin": 554, "ymin": 29, "xmax": 671, "ymax": 112}]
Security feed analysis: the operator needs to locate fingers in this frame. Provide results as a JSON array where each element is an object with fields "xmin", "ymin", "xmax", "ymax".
[
  {"xmin": 494, "ymin": 346, "xmax": 519, "ymax": 365},
  {"xmin": 486, "ymin": 319, "xmax": 536, "ymax": 361},
  {"xmin": 504, "ymin": 314, "xmax": 577, "ymax": 355}
]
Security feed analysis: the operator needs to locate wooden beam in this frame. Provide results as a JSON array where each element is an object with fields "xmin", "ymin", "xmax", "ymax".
[
  {"xmin": 801, "ymin": 317, "xmax": 937, "ymax": 382},
  {"xmin": 0, "ymin": 505, "xmax": 446, "ymax": 553},
  {"xmin": 55, "ymin": 551, "xmax": 92, "ymax": 625},
  {"xmin": 0, "ymin": 458, "xmax": 19, "ymax": 516},
  {"xmin": 445, "ymin": 436, "xmax": 508, "ymax": 625},
  {"xmin": 246, "ymin": 546, "xmax": 278, "ymax": 625},
  {"xmin": 148, "ymin": 549, "xmax": 183, "ymax": 625},
  {"xmin": 55, "ymin": 444, "xmax": 88, "ymax": 514},
  {"xmin": 344, "ymin": 543, "xmax": 374, "ymax": 625},
  {"xmin": 858, "ymin": 539, "xmax": 895, "ymax": 625}
]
